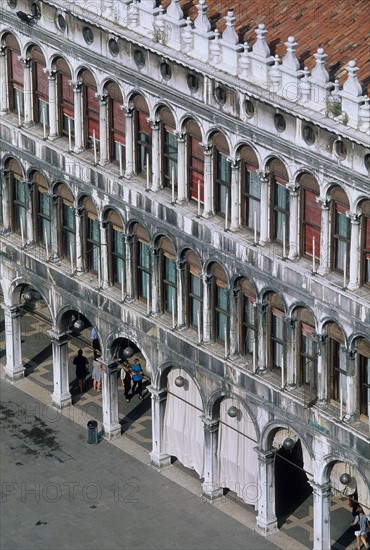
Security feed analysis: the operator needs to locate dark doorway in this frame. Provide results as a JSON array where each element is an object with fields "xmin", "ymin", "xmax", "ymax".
[{"xmin": 275, "ymin": 439, "xmax": 312, "ymax": 527}]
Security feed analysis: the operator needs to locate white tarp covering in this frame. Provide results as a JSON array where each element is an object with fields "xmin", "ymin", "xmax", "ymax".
[
  {"xmin": 217, "ymin": 399, "xmax": 258, "ymax": 506},
  {"xmin": 163, "ymin": 370, "xmax": 204, "ymax": 477}
]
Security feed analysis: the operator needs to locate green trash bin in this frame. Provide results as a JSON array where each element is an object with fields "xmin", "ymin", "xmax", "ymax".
[{"xmin": 87, "ymin": 420, "xmax": 98, "ymax": 444}]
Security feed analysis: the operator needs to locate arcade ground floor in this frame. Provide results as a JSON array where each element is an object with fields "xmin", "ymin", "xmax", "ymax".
[{"xmin": 0, "ymin": 307, "xmax": 366, "ymax": 550}]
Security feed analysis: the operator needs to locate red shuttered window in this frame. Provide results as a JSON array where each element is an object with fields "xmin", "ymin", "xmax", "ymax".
[
  {"xmin": 303, "ymin": 189, "xmax": 321, "ymax": 258},
  {"xmin": 189, "ymin": 136, "xmax": 204, "ymax": 202}
]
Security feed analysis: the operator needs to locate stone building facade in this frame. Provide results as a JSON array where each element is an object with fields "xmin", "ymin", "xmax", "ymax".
[{"xmin": 0, "ymin": 1, "xmax": 369, "ymax": 548}]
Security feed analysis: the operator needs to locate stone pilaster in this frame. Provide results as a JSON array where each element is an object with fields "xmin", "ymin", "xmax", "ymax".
[
  {"xmin": 202, "ymin": 418, "xmax": 223, "ymax": 501},
  {"xmin": 2, "ymin": 304, "xmax": 24, "ymax": 381},
  {"xmin": 46, "ymin": 69, "xmax": 58, "ymax": 138},
  {"xmin": 150, "ymin": 246, "xmax": 160, "ymax": 315},
  {"xmin": 317, "ymin": 198, "xmax": 331, "ymax": 275},
  {"xmin": 0, "ymin": 46, "xmax": 8, "ymax": 114},
  {"xmin": 255, "ymin": 448, "xmax": 278, "ymax": 535},
  {"xmin": 258, "ymin": 171, "xmax": 270, "ymax": 245},
  {"xmin": 123, "ymin": 107, "xmax": 134, "ymax": 177},
  {"xmin": 0, "ymin": 169, "xmax": 10, "ymax": 230},
  {"xmin": 71, "ymin": 81, "xmax": 83, "ymax": 153},
  {"xmin": 75, "ymin": 207, "xmax": 84, "ymax": 274},
  {"xmin": 176, "ymin": 132, "xmax": 186, "ymax": 203},
  {"xmin": 48, "ymin": 328, "xmax": 71, "ymax": 409},
  {"xmin": 149, "ymin": 387, "xmax": 171, "ymax": 469},
  {"xmin": 202, "ymin": 273, "xmax": 212, "ymax": 343},
  {"xmin": 347, "ymin": 212, "xmax": 360, "ymax": 290},
  {"xmin": 202, "ymin": 145, "xmax": 213, "ymax": 218},
  {"xmin": 22, "ymin": 57, "xmax": 33, "ymax": 127},
  {"xmin": 287, "ymin": 182, "xmax": 300, "ymax": 260},
  {"xmin": 176, "ymin": 259, "xmax": 186, "ymax": 329},
  {"xmin": 309, "ymin": 481, "xmax": 332, "ymax": 550},
  {"xmin": 100, "ymin": 220, "xmax": 109, "ymax": 288},
  {"xmin": 150, "ymin": 120, "xmax": 160, "ymax": 191},
  {"xmin": 101, "ymin": 361, "xmax": 121, "ymax": 439},
  {"xmin": 124, "ymin": 234, "xmax": 134, "ymax": 299},
  {"xmin": 229, "ymin": 158, "xmax": 240, "ymax": 231}
]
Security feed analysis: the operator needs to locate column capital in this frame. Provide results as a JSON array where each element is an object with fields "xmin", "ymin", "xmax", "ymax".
[
  {"xmin": 0, "ymin": 45, "xmax": 7, "ymax": 56},
  {"xmin": 100, "ymin": 360, "xmax": 119, "ymax": 374},
  {"xmin": 254, "ymin": 446, "xmax": 276, "ymax": 464},
  {"xmin": 69, "ymin": 80, "xmax": 82, "ymax": 93},
  {"xmin": 346, "ymin": 210, "xmax": 360, "ymax": 224},
  {"xmin": 44, "ymin": 68, "xmax": 57, "ymax": 81},
  {"xmin": 286, "ymin": 181, "xmax": 300, "ymax": 194},
  {"xmin": 174, "ymin": 131, "xmax": 186, "ymax": 142},
  {"xmin": 47, "ymin": 328, "xmax": 70, "ymax": 345},
  {"xmin": 124, "ymin": 233, "xmax": 134, "ymax": 245},
  {"xmin": 149, "ymin": 244, "xmax": 161, "ymax": 257},
  {"xmin": 308, "ymin": 480, "xmax": 332, "ymax": 498},
  {"xmin": 316, "ymin": 195, "xmax": 331, "ymax": 209},
  {"xmin": 202, "ymin": 273, "xmax": 213, "ymax": 285},
  {"xmin": 77, "ymin": 206, "xmax": 85, "ymax": 217},
  {"xmin": 148, "ymin": 117, "xmax": 160, "ymax": 131},
  {"xmin": 96, "ymin": 93, "xmax": 108, "ymax": 105},
  {"xmin": 201, "ymin": 416, "xmax": 219, "ymax": 431},
  {"xmin": 227, "ymin": 156, "xmax": 241, "ymax": 169},
  {"xmin": 1, "ymin": 303, "xmax": 22, "ymax": 318},
  {"xmin": 20, "ymin": 56, "xmax": 31, "ymax": 68},
  {"xmin": 201, "ymin": 143, "xmax": 212, "ymax": 155},
  {"xmin": 147, "ymin": 385, "xmax": 167, "ymax": 401},
  {"xmin": 121, "ymin": 105, "xmax": 134, "ymax": 117},
  {"xmin": 176, "ymin": 259, "xmax": 186, "ymax": 271}
]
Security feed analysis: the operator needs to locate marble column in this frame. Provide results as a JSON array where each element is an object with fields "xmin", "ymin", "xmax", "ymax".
[
  {"xmin": 229, "ymin": 158, "xmax": 240, "ymax": 231},
  {"xmin": 22, "ymin": 57, "xmax": 32, "ymax": 127},
  {"xmin": 150, "ymin": 120, "xmax": 160, "ymax": 191},
  {"xmin": 258, "ymin": 171, "xmax": 270, "ymax": 245},
  {"xmin": 97, "ymin": 94, "xmax": 108, "ymax": 165},
  {"xmin": 0, "ymin": 169, "xmax": 10, "ymax": 231},
  {"xmin": 344, "ymin": 349, "xmax": 356, "ymax": 419},
  {"xmin": 149, "ymin": 387, "xmax": 171, "ymax": 469},
  {"xmin": 0, "ymin": 46, "xmax": 8, "ymax": 114},
  {"xmin": 101, "ymin": 360, "xmax": 121, "ymax": 439},
  {"xmin": 176, "ymin": 132, "xmax": 186, "ymax": 203},
  {"xmin": 285, "ymin": 317, "xmax": 296, "ymax": 386},
  {"xmin": 309, "ymin": 480, "xmax": 332, "ymax": 550},
  {"xmin": 202, "ymin": 145, "xmax": 213, "ymax": 218},
  {"xmin": 50, "ymin": 193, "xmax": 59, "ymax": 260},
  {"xmin": 75, "ymin": 207, "xmax": 84, "ymax": 274},
  {"xmin": 123, "ymin": 107, "xmax": 134, "ymax": 177},
  {"xmin": 124, "ymin": 234, "xmax": 134, "ymax": 300},
  {"xmin": 150, "ymin": 246, "xmax": 161, "ymax": 316},
  {"xmin": 255, "ymin": 448, "xmax": 278, "ymax": 535},
  {"xmin": 347, "ymin": 212, "xmax": 360, "ymax": 290},
  {"xmin": 48, "ymin": 328, "xmax": 71, "ymax": 409},
  {"xmin": 25, "ymin": 180, "xmax": 35, "ymax": 246},
  {"xmin": 2, "ymin": 304, "xmax": 24, "ymax": 380},
  {"xmin": 202, "ymin": 273, "xmax": 212, "ymax": 343},
  {"xmin": 229, "ymin": 288, "xmax": 239, "ymax": 357},
  {"xmin": 100, "ymin": 221, "xmax": 109, "ymax": 288},
  {"xmin": 316, "ymin": 334, "xmax": 327, "ymax": 402},
  {"xmin": 202, "ymin": 418, "xmax": 223, "ymax": 501},
  {"xmin": 176, "ymin": 259, "xmax": 186, "ymax": 329},
  {"xmin": 318, "ymin": 198, "xmax": 331, "ymax": 275},
  {"xmin": 257, "ymin": 304, "xmax": 267, "ymax": 371},
  {"xmin": 46, "ymin": 69, "xmax": 58, "ymax": 138},
  {"xmin": 72, "ymin": 82, "xmax": 83, "ymax": 153},
  {"xmin": 287, "ymin": 182, "xmax": 300, "ymax": 260}
]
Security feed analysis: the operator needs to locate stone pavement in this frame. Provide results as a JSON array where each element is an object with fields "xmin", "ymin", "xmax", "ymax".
[{"xmin": 0, "ymin": 309, "xmax": 359, "ymax": 550}]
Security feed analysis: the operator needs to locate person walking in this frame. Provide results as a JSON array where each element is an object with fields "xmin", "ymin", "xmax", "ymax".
[
  {"xmin": 92, "ymin": 351, "xmax": 102, "ymax": 391},
  {"xmin": 131, "ymin": 358, "xmax": 144, "ymax": 400},
  {"xmin": 120, "ymin": 362, "xmax": 132, "ymax": 402},
  {"xmin": 351, "ymin": 508, "xmax": 370, "ymax": 550},
  {"xmin": 73, "ymin": 349, "xmax": 89, "ymax": 393},
  {"xmin": 91, "ymin": 327, "xmax": 100, "ymax": 352}
]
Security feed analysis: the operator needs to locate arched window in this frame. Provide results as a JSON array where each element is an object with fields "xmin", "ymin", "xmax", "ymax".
[
  {"xmin": 106, "ymin": 82, "xmax": 125, "ymax": 166},
  {"xmin": 299, "ymin": 174, "xmax": 321, "ymax": 260},
  {"xmin": 213, "ymin": 133, "xmax": 230, "ymax": 218},
  {"xmin": 265, "ymin": 293, "xmax": 286, "ymax": 371},
  {"xmin": 6, "ymin": 35, "xmax": 23, "ymax": 115},
  {"xmin": 9, "ymin": 159, "xmax": 26, "ymax": 236},
  {"xmin": 32, "ymin": 172, "xmax": 51, "ymax": 248},
  {"xmin": 331, "ymin": 186, "xmax": 350, "ymax": 274},
  {"xmin": 107, "ymin": 210, "xmax": 125, "ymax": 288},
  {"xmin": 57, "ymin": 184, "xmax": 75, "ymax": 260},
  {"xmin": 30, "ymin": 46, "xmax": 48, "ymax": 129},
  {"xmin": 269, "ymin": 159, "xmax": 289, "ymax": 246},
  {"xmin": 211, "ymin": 263, "xmax": 229, "ymax": 343},
  {"xmin": 356, "ymin": 338, "xmax": 370, "ymax": 417},
  {"xmin": 361, "ymin": 200, "xmax": 370, "ymax": 287},
  {"xmin": 327, "ymin": 322, "xmax": 346, "ymax": 404},
  {"xmin": 133, "ymin": 224, "xmax": 150, "ymax": 301},
  {"xmin": 240, "ymin": 146, "xmax": 259, "ymax": 231},
  {"xmin": 82, "ymin": 197, "xmax": 100, "ymax": 274},
  {"xmin": 133, "ymin": 95, "xmax": 151, "ymax": 175},
  {"xmin": 55, "ymin": 58, "xmax": 73, "ymax": 138},
  {"xmin": 81, "ymin": 70, "xmax": 99, "ymax": 150},
  {"xmin": 185, "ymin": 250, "xmax": 202, "ymax": 330},
  {"xmin": 238, "ymin": 278, "xmax": 257, "ymax": 357},
  {"xmin": 186, "ymin": 120, "xmax": 204, "ymax": 204},
  {"xmin": 159, "ymin": 107, "xmax": 177, "ymax": 189},
  {"xmin": 294, "ymin": 308, "xmax": 317, "ymax": 396},
  {"xmin": 159, "ymin": 237, "xmax": 176, "ymax": 315}
]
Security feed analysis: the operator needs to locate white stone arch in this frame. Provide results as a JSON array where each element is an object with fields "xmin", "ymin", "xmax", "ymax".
[
  {"xmin": 234, "ymin": 139, "xmax": 262, "ymax": 167},
  {"xmin": 262, "ymin": 154, "xmax": 294, "ymax": 180},
  {"xmin": 288, "ymin": 301, "xmax": 318, "ymax": 330},
  {"xmin": 49, "ymin": 52, "xmax": 73, "ymax": 78},
  {"xmin": 106, "ymin": 329, "xmax": 153, "ymax": 376},
  {"xmin": 318, "ymin": 317, "xmax": 349, "ymax": 346},
  {"xmin": 100, "ymin": 76, "xmax": 127, "ymax": 102},
  {"xmin": 0, "ymin": 29, "xmax": 22, "ymax": 49},
  {"xmin": 203, "ymin": 258, "xmax": 231, "ymax": 286},
  {"xmin": 23, "ymin": 40, "xmax": 48, "ymax": 62},
  {"xmin": 353, "ymin": 194, "xmax": 370, "ymax": 214},
  {"xmin": 260, "ymin": 286, "xmax": 288, "ymax": 313},
  {"xmin": 153, "ymin": 100, "xmax": 178, "ymax": 128},
  {"xmin": 74, "ymin": 64, "xmax": 100, "ymax": 86},
  {"xmin": 1, "ymin": 154, "xmax": 26, "ymax": 176},
  {"xmin": 205, "ymin": 126, "xmax": 232, "ymax": 153},
  {"xmin": 317, "ymin": 454, "xmax": 370, "ymax": 511},
  {"xmin": 178, "ymin": 113, "xmax": 206, "ymax": 142},
  {"xmin": 8, "ymin": 277, "xmax": 53, "ymax": 318},
  {"xmin": 101, "ymin": 204, "xmax": 126, "ymax": 231}
]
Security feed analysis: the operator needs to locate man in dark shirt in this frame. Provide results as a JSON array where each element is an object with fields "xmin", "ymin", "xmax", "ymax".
[{"xmin": 73, "ymin": 349, "xmax": 89, "ymax": 393}]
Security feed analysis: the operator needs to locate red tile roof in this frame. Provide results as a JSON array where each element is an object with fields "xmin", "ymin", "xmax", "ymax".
[{"xmin": 162, "ymin": 0, "xmax": 370, "ymax": 93}]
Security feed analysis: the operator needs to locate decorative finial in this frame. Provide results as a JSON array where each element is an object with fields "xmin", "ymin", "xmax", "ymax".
[
  {"xmin": 253, "ymin": 23, "xmax": 270, "ymax": 57},
  {"xmin": 283, "ymin": 36, "xmax": 300, "ymax": 70},
  {"xmin": 311, "ymin": 47, "xmax": 329, "ymax": 83},
  {"xmin": 167, "ymin": 0, "xmax": 184, "ymax": 21},
  {"xmin": 223, "ymin": 9, "xmax": 238, "ymax": 45},
  {"xmin": 210, "ymin": 29, "xmax": 221, "ymax": 63},
  {"xmin": 194, "ymin": 0, "xmax": 211, "ymax": 32},
  {"xmin": 270, "ymin": 55, "xmax": 281, "ymax": 86},
  {"xmin": 343, "ymin": 60, "xmax": 363, "ymax": 96}
]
